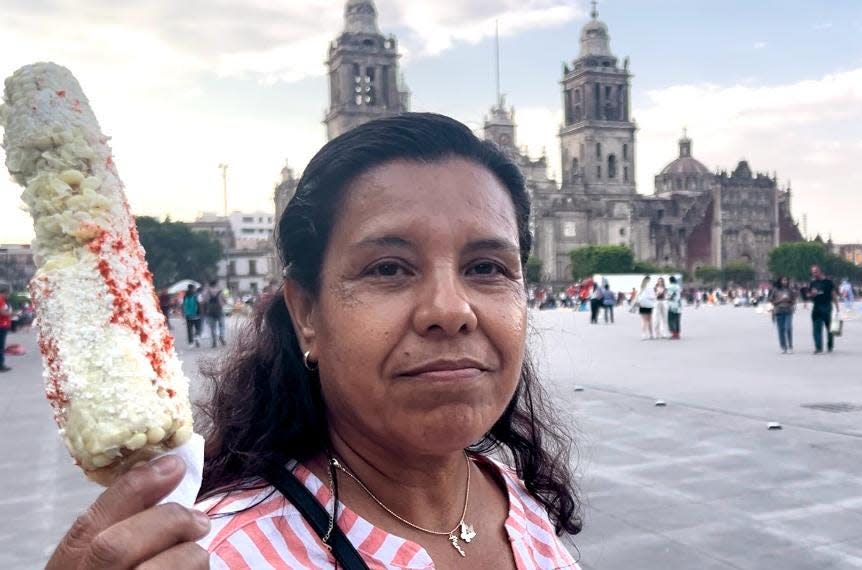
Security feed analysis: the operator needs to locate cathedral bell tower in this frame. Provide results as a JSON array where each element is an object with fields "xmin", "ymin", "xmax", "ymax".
[
  {"xmin": 324, "ymin": 0, "xmax": 410, "ymax": 140},
  {"xmin": 559, "ymin": 1, "xmax": 636, "ymax": 194}
]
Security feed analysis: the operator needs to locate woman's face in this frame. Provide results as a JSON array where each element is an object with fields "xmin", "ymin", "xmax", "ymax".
[
  {"xmin": 295, "ymin": 158, "xmax": 527, "ymax": 456},
  {"xmin": 780, "ymin": 277, "xmax": 789, "ymax": 287}
]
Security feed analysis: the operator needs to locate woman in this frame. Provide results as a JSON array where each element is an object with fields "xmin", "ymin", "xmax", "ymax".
[
  {"xmin": 769, "ymin": 276, "xmax": 796, "ymax": 354},
  {"xmin": 47, "ymin": 113, "xmax": 581, "ymax": 569},
  {"xmin": 653, "ymin": 277, "xmax": 669, "ymax": 339},
  {"xmin": 636, "ymin": 276, "xmax": 656, "ymax": 340}
]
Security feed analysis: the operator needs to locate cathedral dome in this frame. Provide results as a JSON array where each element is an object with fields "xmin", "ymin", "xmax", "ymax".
[{"xmin": 659, "ymin": 135, "xmax": 710, "ymax": 176}]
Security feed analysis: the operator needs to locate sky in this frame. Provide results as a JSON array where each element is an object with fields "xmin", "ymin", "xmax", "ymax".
[{"xmin": 1, "ymin": 0, "xmax": 860, "ymax": 244}]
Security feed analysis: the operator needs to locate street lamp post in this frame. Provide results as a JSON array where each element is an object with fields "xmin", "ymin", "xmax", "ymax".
[{"xmin": 218, "ymin": 163, "xmax": 229, "ymax": 292}]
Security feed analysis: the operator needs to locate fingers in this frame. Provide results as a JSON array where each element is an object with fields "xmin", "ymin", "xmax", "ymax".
[
  {"xmin": 134, "ymin": 542, "xmax": 210, "ymax": 570},
  {"xmin": 47, "ymin": 455, "xmax": 186, "ymax": 569},
  {"xmin": 83, "ymin": 503, "xmax": 210, "ymax": 569}
]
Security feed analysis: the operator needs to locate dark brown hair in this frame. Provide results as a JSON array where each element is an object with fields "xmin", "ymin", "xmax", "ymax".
[{"xmin": 198, "ymin": 113, "xmax": 581, "ymax": 535}]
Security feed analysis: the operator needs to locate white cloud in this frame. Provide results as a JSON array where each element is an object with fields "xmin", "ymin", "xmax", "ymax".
[
  {"xmin": 753, "ymin": 41, "xmax": 767, "ymax": 49},
  {"xmin": 0, "ymin": 1, "xmax": 580, "ymax": 85},
  {"xmin": 635, "ymin": 68, "xmax": 862, "ymax": 242}
]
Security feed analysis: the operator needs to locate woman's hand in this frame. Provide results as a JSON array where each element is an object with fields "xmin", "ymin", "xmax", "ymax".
[{"xmin": 47, "ymin": 455, "xmax": 211, "ymax": 569}]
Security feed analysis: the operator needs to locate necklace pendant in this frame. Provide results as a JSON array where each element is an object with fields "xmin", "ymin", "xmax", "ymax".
[
  {"xmin": 449, "ymin": 533, "xmax": 466, "ymax": 557},
  {"xmin": 460, "ymin": 521, "xmax": 476, "ymax": 543}
]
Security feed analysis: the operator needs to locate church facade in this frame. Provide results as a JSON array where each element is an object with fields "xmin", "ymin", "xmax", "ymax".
[{"xmin": 275, "ymin": 0, "xmax": 802, "ymax": 282}]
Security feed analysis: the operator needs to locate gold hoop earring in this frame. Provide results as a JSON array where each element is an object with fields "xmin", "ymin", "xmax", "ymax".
[{"xmin": 303, "ymin": 350, "xmax": 318, "ymax": 371}]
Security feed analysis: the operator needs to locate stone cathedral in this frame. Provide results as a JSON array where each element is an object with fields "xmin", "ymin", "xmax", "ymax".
[{"xmin": 275, "ymin": 0, "xmax": 802, "ymax": 281}]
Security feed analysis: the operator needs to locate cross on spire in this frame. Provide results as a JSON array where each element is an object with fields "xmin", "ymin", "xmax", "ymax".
[{"xmin": 590, "ymin": 0, "xmax": 599, "ymax": 19}]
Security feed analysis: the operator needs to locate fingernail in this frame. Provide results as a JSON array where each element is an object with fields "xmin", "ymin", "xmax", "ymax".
[{"xmin": 151, "ymin": 454, "xmax": 184, "ymax": 476}]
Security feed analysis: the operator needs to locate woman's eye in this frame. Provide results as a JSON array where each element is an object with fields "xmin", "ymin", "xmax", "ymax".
[
  {"xmin": 468, "ymin": 261, "xmax": 505, "ymax": 276},
  {"xmin": 367, "ymin": 261, "xmax": 408, "ymax": 277}
]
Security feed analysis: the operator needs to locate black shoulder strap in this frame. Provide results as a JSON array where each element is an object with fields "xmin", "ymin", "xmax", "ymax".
[{"xmin": 268, "ymin": 466, "xmax": 369, "ymax": 570}]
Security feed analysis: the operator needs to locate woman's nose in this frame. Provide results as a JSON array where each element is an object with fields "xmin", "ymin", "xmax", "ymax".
[{"xmin": 411, "ymin": 268, "xmax": 478, "ymax": 337}]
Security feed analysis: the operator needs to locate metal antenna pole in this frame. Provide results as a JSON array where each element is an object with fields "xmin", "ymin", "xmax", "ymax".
[
  {"xmin": 495, "ymin": 19, "xmax": 501, "ymax": 106},
  {"xmin": 218, "ymin": 163, "xmax": 229, "ymax": 290}
]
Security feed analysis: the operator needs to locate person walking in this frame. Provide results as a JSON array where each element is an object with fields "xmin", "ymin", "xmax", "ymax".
[
  {"xmin": 667, "ymin": 275, "xmax": 683, "ymax": 339},
  {"xmin": 839, "ymin": 278, "xmax": 855, "ymax": 311},
  {"xmin": 589, "ymin": 282, "xmax": 603, "ymax": 324},
  {"xmin": 636, "ymin": 276, "xmax": 656, "ymax": 339},
  {"xmin": 0, "ymin": 284, "xmax": 12, "ymax": 372},
  {"xmin": 202, "ymin": 280, "xmax": 227, "ymax": 348},
  {"xmin": 769, "ymin": 276, "xmax": 796, "ymax": 354},
  {"xmin": 653, "ymin": 277, "xmax": 669, "ymax": 339},
  {"xmin": 181, "ymin": 283, "xmax": 201, "ymax": 348},
  {"xmin": 601, "ymin": 279, "xmax": 616, "ymax": 324},
  {"xmin": 806, "ymin": 265, "xmax": 839, "ymax": 354}
]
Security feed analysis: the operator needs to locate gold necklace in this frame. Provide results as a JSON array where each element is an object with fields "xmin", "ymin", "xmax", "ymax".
[{"xmin": 330, "ymin": 452, "xmax": 477, "ymax": 557}]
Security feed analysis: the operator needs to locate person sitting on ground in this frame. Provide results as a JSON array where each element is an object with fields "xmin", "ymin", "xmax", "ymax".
[{"xmin": 46, "ymin": 113, "xmax": 582, "ymax": 569}]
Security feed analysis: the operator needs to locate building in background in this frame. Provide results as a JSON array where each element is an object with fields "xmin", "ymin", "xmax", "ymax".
[
  {"xmin": 522, "ymin": 6, "xmax": 801, "ymax": 282},
  {"xmin": 0, "ymin": 244, "xmax": 37, "ymax": 291},
  {"xmin": 276, "ymin": 0, "xmax": 804, "ymax": 284},
  {"xmin": 836, "ymin": 244, "xmax": 862, "ymax": 266},
  {"xmin": 190, "ymin": 212, "xmax": 276, "ymax": 295},
  {"xmin": 324, "ymin": 0, "xmax": 410, "ymax": 140}
]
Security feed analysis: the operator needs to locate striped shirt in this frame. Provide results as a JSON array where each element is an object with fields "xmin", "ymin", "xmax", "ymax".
[{"xmin": 197, "ymin": 458, "xmax": 580, "ymax": 569}]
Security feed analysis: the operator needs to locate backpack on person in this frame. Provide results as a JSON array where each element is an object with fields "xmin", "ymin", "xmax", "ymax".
[{"xmin": 204, "ymin": 288, "xmax": 224, "ymax": 318}]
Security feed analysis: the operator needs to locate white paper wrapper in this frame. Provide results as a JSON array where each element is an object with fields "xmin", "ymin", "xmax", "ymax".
[{"xmin": 158, "ymin": 433, "xmax": 205, "ymax": 508}]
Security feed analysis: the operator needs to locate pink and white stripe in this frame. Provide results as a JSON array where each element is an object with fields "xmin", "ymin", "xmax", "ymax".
[{"xmin": 198, "ymin": 459, "xmax": 580, "ymax": 569}]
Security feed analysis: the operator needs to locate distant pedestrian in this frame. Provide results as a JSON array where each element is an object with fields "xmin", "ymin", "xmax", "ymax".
[
  {"xmin": 158, "ymin": 289, "xmax": 173, "ymax": 330},
  {"xmin": 636, "ymin": 276, "xmax": 656, "ymax": 340},
  {"xmin": 0, "ymin": 283, "xmax": 12, "ymax": 372},
  {"xmin": 667, "ymin": 275, "xmax": 683, "ymax": 339},
  {"xmin": 839, "ymin": 278, "xmax": 854, "ymax": 311},
  {"xmin": 601, "ymin": 280, "xmax": 615, "ymax": 324},
  {"xmin": 202, "ymin": 280, "xmax": 227, "ymax": 348},
  {"xmin": 182, "ymin": 283, "xmax": 201, "ymax": 348},
  {"xmin": 805, "ymin": 265, "xmax": 839, "ymax": 354},
  {"xmin": 589, "ymin": 283, "xmax": 602, "ymax": 324},
  {"xmin": 653, "ymin": 277, "xmax": 669, "ymax": 339},
  {"xmin": 769, "ymin": 276, "xmax": 796, "ymax": 354}
]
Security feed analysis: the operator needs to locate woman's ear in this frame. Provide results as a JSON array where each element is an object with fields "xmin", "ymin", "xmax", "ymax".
[{"xmin": 283, "ymin": 280, "xmax": 318, "ymax": 353}]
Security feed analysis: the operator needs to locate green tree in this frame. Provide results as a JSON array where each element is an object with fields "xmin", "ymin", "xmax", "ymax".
[
  {"xmin": 768, "ymin": 242, "xmax": 828, "ymax": 281},
  {"xmin": 723, "ymin": 260, "xmax": 756, "ymax": 285},
  {"xmin": 525, "ymin": 256, "xmax": 543, "ymax": 284},
  {"xmin": 632, "ymin": 260, "xmax": 659, "ymax": 274},
  {"xmin": 695, "ymin": 265, "xmax": 722, "ymax": 285},
  {"xmin": 136, "ymin": 216, "xmax": 223, "ymax": 289},
  {"xmin": 570, "ymin": 245, "xmax": 635, "ymax": 280}
]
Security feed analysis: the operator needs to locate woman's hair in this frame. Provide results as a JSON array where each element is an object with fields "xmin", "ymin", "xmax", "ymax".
[
  {"xmin": 198, "ymin": 112, "xmax": 581, "ymax": 535},
  {"xmin": 774, "ymin": 275, "xmax": 789, "ymax": 288},
  {"xmin": 641, "ymin": 276, "xmax": 650, "ymax": 288}
]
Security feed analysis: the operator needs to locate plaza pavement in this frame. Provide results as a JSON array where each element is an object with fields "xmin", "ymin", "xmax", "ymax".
[{"xmin": 0, "ymin": 305, "xmax": 860, "ymax": 568}]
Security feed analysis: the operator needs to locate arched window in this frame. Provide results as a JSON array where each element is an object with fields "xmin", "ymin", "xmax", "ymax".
[
  {"xmin": 595, "ymin": 142, "xmax": 601, "ymax": 159},
  {"xmin": 571, "ymin": 158, "xmax": 579, "ymax": 181},
  {"xmin": 622, "ymin": 143, "xmax": 629, "ymax": 160},
  {"xmin": 623, "ymin": 166, "xmax": 629, "ymax": 182},
  {"xmin": 608, "ymin": 154, "xmax": 617, "ymax": 178},
  {"xmin": 596, "ymin": 165, "xmax": 602, "ymax": 179}
]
